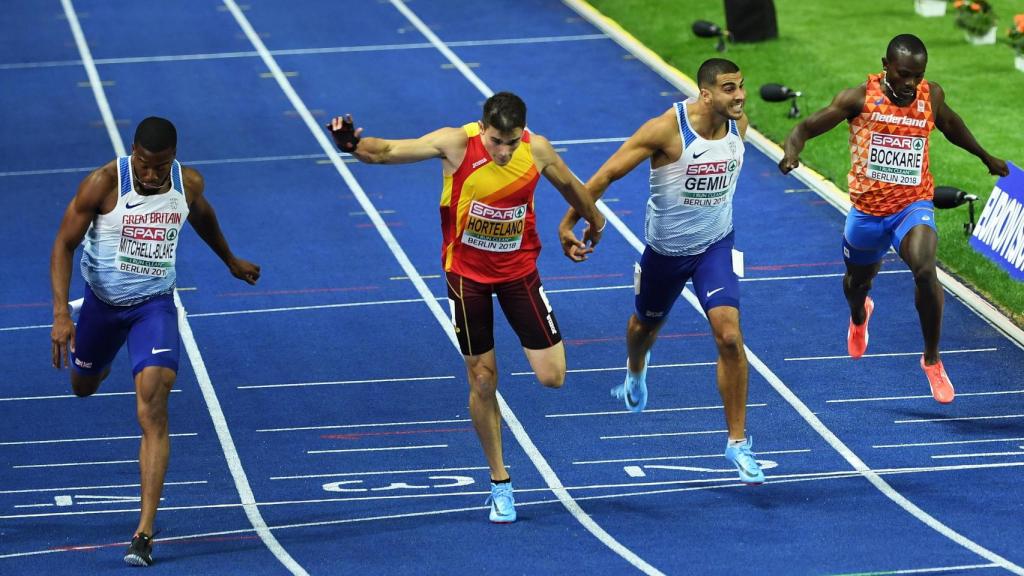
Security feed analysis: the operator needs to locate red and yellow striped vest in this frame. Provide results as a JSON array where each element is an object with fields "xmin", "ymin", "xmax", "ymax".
[{"xmin": 440, "ymin": 122, "xmax": 541, "ymax": 283}]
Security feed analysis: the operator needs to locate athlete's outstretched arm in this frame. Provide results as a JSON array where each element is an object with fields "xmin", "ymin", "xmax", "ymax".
[
  {"xmin": 49, "ymin": 165, "xmax": 114, "ymax": 368},
  {"xmin": 930, "ymin": 82, "xmax": 1008, "ymax": 177},
  {"xmin": 184, "ymin": 168, "xmax": 260, "ymax": 285},
  {"xmin": 326, "ymin": 115, "xmax": 464, "ymax": 166},
  {"xmin": 779, "ymin": 87, "xmax": 864, "ymax": 174},
  {"xmin": 557, "ymin": 110, "xmax": 674, "ymax": 260},
  {"xmin": 531, "ymin": 134, "xmax": 606, "ymax": 260}
]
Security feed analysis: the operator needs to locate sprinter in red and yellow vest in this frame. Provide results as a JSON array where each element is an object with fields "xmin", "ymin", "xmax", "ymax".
[
  {"xmin": 327, "ymin": 93, "xmax": 605, "ymax": 524},
  {"xmin": 779, "ymin": 34, "xmax": 1008, "ymax": 404}
]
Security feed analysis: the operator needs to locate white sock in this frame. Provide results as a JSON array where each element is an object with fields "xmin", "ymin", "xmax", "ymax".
[{"xmin": 727, "ymin": 438, "xmax": 746, "ymax": 447}]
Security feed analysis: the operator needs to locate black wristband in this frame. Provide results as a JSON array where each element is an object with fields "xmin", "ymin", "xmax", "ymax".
[{"xmin": 330, "ymin": 119, "xmax": 360, "ymax": 152}]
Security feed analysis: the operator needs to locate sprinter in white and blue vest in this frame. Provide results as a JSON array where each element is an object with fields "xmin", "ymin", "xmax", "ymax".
[
  {"xmin": 50, "ymin": 117, "xmax": 260, "ymax": 567},
  {"xmin": 560, "ymin": 58, "xmax": 764, "ymax": 485}
]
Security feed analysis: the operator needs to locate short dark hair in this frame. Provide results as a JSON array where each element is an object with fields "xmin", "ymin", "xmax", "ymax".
[
  {"xmin": 133, "ymin": 117, "xmax": 177, "ymax": 153},
  {"xmin": 886, "ymin": 34, "xmax": 927, "ymax": 61},
  {"xmin": 697, "ymin": 58, "xmax": 740, "ymax": 89},
  {"xmin": 481, "ymin": 92, "xmax": 527, "ymax": 132}
]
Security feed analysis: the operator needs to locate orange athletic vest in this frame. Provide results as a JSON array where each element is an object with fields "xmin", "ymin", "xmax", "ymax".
[
  {"xmin": 440, "ymin": 122, "xmax": 541, "ymax": 283},
  {"xmin": 847, "ymin": 73, "xmax": 935, "ymax": 216}
]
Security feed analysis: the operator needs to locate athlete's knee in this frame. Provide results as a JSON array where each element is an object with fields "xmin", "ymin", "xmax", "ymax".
[
  {"xmin": 910, "ymin": 262, "xmax": 938, "ymax": 286},
  {"xmin": 536, "ymin": 367, "xmax": 565, "ymax": 389},
  {"xmin": 714, "ymin": 328, "xmax": 744, "ymax": 357},
  {"xmin": 467, "ymin": 365, "xmax": 498, "ymax": 396},
  {"xmin": 70, "ymin": 372, "xmax": 104, "ymax": 397},
  {"xmin": 136, "ymin": 400, "xmax": 169, "ymax": 432}
]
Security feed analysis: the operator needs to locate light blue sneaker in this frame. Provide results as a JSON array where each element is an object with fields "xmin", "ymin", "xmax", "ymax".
[
  {"xmin": 611, "ymin": 351, "xmax": 650, "ymax": 412},
  {"xmin": 724, "ymin": 436, "xmax": 765, "ymax": 485},
  {"xmin": 486, "ymin": 481, "xmax": 516, "ymax": 523}
]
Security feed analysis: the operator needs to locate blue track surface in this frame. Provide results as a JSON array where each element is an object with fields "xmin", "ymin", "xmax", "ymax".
[{"xmin": 2, "ymin": 1, "xmax": 1023, "ymax": 574}]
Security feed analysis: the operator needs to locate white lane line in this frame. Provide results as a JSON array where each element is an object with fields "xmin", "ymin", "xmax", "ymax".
[
  {"xmin": 2, "ymin": 460, "xmax": 1022, "ymax": 525},
  {"xmin": 547, "ymin": 403, "xmax": 767, "ymax": 419},
  {"xmin": 257, "ymin": 418, "xmax": 471, "ymax": 433},
  {"xmin": 896, "ymin": 414, "xmax": 1024, "ymax": 424},
  {"xmin": 307, "ymin": 444, "xmax": 448, "ymax": 455},
  {"xmin": 0, "ymin": 137, "xmax": 624, "ymax": 178},
  {"xmin": 271, "ymin": 465, "xmax": 491, "ymax": 480},
  {"xmin": 829, "ymin": 565, "xmax": 1001, "ymax": 575},
  {"xmin": 61, "ymin": 1, "xmax": 305, "ymax": 572},
  {"xmin": 0, "ymin": 432, "xmax": 197, "ymax": 446},
  {"xmin": 384, "ymin": 3, "xmax": 663, "ymax": 574},
  {"xmin": 513, "ymin": 360, "xmax": 716, "ymax": 377},
  {"xmin": 186, "ymin": 297, "xmax": 426, "ymax": 319},
  {"xmin": 564, "ymin": 3, "xmax": 1024, "ymax": 573},
  {"xmin": 874, "ymin": 437, "xmax": 1024, "ymax": 449},
  {"xmin": 14, "ymin": 459, "xmax": 137, "ymax": 469},
  {"xmin": 0, "ymin": 390, "xmax": 181, "ymax": 402},
  {"xmin": 931, "ymin": 450, "xmax": 1024, "ymax": 460},
  {"xmin": 574, "ymin": 449, "xmax": 811, "ymax": 466},
  {"xmin": 0, "ymin": 480, "xmax": 207, "ymax": 495},
  {"xmin": 740, "ymin": 269, "xmax": 909, "ymax": 282},
  {"xmin": 0, "ymin": 34, "xmax": 608, "ymax": 71},
  {"xmin": 829, "ymin": 390, "xmax": 1024, "ymax": 404},
  {"xmin": 786, "ymin": 347, "xmax": 998, "ymax": 361},
  {"xmin": 238, "ymin": 375, "xmax": 455, "ymax": 390},
  {"xmin": 601, "ymin": 429, "xmax": 728, "ymax": 440}
]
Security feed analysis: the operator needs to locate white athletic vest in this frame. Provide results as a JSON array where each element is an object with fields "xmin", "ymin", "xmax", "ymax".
[
  {"xmin": 80, "ymin": 156, "xmax": 189, "ymax": 305},
  {"xmin": 646, "ymin": 100, "xmax": 744, "ymax": 256}
]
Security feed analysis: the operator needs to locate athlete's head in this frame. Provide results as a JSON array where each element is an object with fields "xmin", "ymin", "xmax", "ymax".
[
  {"xmin": 131, "ymin": 117, "xmax": 177, "ymax": 194},
  {"xmin": 882, "ymin": 34, "xmax": 928, "ymax": 106},
  {"xmin": 697, "ymin": 58, "xmax": 745, "ymax": 120},
  {"xmin": 481, "ymin": 92, "xmax": 526, "ymax": 166}
]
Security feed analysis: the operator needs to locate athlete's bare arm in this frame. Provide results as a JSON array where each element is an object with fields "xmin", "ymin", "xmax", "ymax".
[
  {"xmin": 326, "ymin": 116, "xmax": 468, "ymax": 174},
  {"xmin": 530, "ymin": 134, "xmax": 605, "ymax": 259},
  {"xmin": 779, "ymin": 86, "xmax": 865, "ymax": 174},
  {"xmin": 558, "ymin": 109, "xmax": 677, "ymax": 261},
  {"xmin": 184, "ymin": 167, "xmax": 260, "ymax": 285},
  {"xmin": 929, "ymin": 82, "xmax": 1009, "ymax": 177},
  {"xmin": 49, "ymin": 163, "xmax": 117, "ymax": 368}
]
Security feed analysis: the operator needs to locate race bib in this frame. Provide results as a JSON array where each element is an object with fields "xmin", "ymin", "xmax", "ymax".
[
  {"xmin": 116, "ymin": 212, "xmax": 182, "ymax": 277},
  {"xmin": 867, "ymin": 133, "xmax": 924, "ymax": 185},
  {"xmin": 461, "ymin": 200, "xmax": 526, "ymax": 253}
]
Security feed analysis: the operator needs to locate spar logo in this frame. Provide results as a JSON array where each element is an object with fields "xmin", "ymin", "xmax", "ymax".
[
  {"xmin": 469, "ymin": 203, "xmax": 526, "ymax": 221},
  {"xmin": 870, "ymin": 134, "xmax": 923, "ymax": 150}
]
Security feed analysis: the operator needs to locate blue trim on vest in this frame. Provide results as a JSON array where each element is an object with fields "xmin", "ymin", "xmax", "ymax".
[
  {"xmin": 677, "ymin": 102, "xmax": 697, "ymax": 148},
  {"xmin": 728, "ymin": 119, "xmax": 739, "ymax": 137},
  {"xmin": 170, "ymin": 160, "xmax": 183, "ymax": 194},
  {"xmin": 118, "ymin": 157, "xmax": 132, "ymax": 196}
]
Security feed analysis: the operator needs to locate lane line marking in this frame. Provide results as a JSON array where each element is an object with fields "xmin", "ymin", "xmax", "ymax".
[
  {"xmin": 786, "ymin": 348, "xmax": 997, "ymax": 362},
  {"xmin": 0, "ymin": 432, "xmax": 197, "ymax": 446},
  {"xmin": 257, "ymin": 418, "xmax": 471, "ymax": 433},
  {"xmin": 548, "ymin": 403, "xmax": 767, "ymax": 419},
  {"xmin": 307, "ymin": 444, "xmax": 448, "ymax": 455},
  {"xmin": 829, "ymin": 390, "xmax": 1024, "ymax": 404},
  {"xmin": 238, "ymin": 375, "xmax": 455, "ymax": 390},
  {"xmin": 874, "ymin": 437, "xmax": 1024, "ymax": 449}
]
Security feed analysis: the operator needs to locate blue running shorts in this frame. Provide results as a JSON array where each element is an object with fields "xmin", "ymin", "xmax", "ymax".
[
  {"xmin": 843, "ymin": 200, "xmax": 937, "ymax": 265},
  {"xmin": 71, "ymin": 285, "xmax": 180, "ymax": 376},
  {"xmin": 634, "ymin": 231, "xmax": 739, "ymax": 325}
]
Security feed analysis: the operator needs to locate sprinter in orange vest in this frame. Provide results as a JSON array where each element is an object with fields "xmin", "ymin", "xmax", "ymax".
[{"xmin": 779, "ymin": 34, "xmax": 1008, "ymax": 404}]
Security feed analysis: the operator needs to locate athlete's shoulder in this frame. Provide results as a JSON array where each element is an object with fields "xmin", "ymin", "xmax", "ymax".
[{"xmin": 82, "ymin": 160, "xmax": 118, "ymax": 192}]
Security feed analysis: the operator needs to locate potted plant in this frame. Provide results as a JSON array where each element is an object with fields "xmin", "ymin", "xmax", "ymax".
[
  {"xmin": 954, "ymin": 1, "xmax": 998, "ymax": 44},
  {"xmin": 1010, "ymin": 14, "xmax": 1024, "ymax": 71},
  {"xmin": 915, "ymin": 0, "xmax": 948, "ymax": 17}
]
